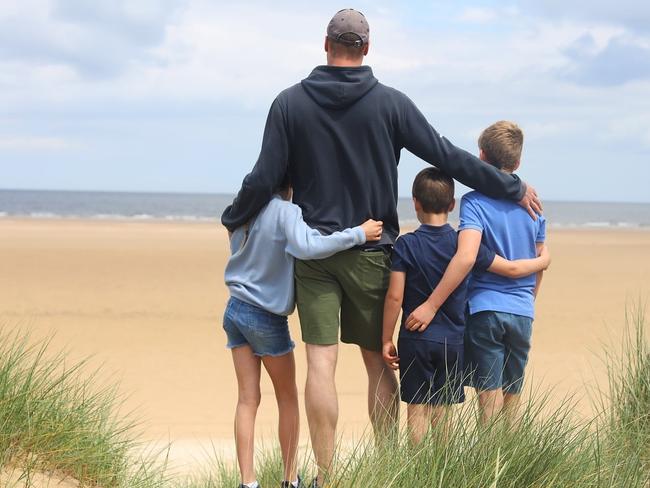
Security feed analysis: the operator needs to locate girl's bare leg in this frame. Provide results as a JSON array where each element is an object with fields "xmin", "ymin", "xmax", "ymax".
[{"xmin": 232, "ymin": 346, "xmax": 262, "ymax": 485}]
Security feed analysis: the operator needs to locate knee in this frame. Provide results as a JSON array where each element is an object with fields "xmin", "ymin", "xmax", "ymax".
[{"xmin": 238, "ymin": 389, "xmax": 261, "ymax": 409}]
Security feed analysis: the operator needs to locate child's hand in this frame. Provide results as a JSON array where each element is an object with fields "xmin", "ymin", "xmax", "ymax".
[
  {"xmin": 405, "ymin": 301, "xmax": 438, "ymax": 332},
  {"xmin": 382, "ymin": 341, "xmax": 399, "ymax": 370},
  {"xmin": 361, "ymin": 219, "xmax": 383, "ymax": 242},
  {"xmin": 539, "ymin": 245, "xmax": 551, "ymax": 270}
]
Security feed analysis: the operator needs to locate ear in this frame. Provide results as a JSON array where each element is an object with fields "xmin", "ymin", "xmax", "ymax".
[
  {"xmin": 324, "ymin": 36, "xmax": 329, "ymax": 53},
  {"xmin": 448, "ymin": 198, "xmax": 456, "ymax": 213},
  {"xmin": 513, "ymin": 159, "xmax": 521, "ymax": 172},
  {"xmin": 479, "ymin": 149, "xmax": 488, "ymax": 162},
  {"xmin": 413, "ymin": 197, "xmax": 422, "ymax": 212},
  {"xmin": 362, "ymin": 41, "xmax": 369, "ymax": 56}
]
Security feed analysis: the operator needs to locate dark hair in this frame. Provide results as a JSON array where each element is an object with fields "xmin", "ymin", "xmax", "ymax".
[
  {"xmin": 328, "ymin": 33, "xmax": 365, "ymax": 60},
  {"xmin": 277, "ymin": 171, "xmax": 291, "ymax": 192},
  {"xmin": 412, "ymin": 167, "xmax": 454, "ymax": 214}
]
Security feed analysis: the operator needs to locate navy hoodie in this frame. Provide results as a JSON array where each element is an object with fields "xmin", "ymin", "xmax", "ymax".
[{"xmin": 221, "ymin": 65, "xmax": 525, "ymax": 246}]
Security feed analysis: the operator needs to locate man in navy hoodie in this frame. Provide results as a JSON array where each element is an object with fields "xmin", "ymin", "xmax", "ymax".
[{"xmin": 222, "ymin": 8, "xmax": 542, "ymax": 487}]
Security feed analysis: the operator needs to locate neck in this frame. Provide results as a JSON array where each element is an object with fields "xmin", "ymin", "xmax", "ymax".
[
  {"xmin": 418, "ymin": 212, "xmax": 448, "ymax": 226},
  {"xmin": 327, "ymin": 57, "xmax": 363, "ymax": 68}
]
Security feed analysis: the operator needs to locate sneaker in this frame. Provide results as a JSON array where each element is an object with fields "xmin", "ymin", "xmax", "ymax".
[
  {"xmin": 308, "ymin": 478, "xmax": 320, "ymax": 488},
  {"xmin": 280, "ymin": 475, "xmax": 303, "ymax": 488}
]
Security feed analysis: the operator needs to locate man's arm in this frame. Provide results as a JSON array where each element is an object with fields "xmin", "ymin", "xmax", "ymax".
[
  {"xmin": 221, "ymin": 97, "xmax": 290, "ymax": 232},
  {"xmin": 488, "ymin": 245, "xmax": 551, "ymax": 279},
  {"xmin": 382, "ymin": 271, "xmax": 406, "ymax": 370},
  {"xmin": 397, "ymin": 97, "xmax": 542, "ymax": 218},
  {"xmin": 404, "ymin": 229, "xmax": 482, "ymax": 331}
]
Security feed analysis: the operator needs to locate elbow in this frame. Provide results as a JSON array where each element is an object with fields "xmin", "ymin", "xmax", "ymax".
[
  {"xmin": 385, "ymin": 293, "xmax": 403, "ymax": 307},
  {"xmin": 456, "ymin": 253, "xmax": 477, "ymax": 271}
]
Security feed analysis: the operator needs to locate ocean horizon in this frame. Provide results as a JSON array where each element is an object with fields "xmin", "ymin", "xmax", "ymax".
[{"xmin": 0, "ymin": 189, "xmax": 649, "ymax": 230}]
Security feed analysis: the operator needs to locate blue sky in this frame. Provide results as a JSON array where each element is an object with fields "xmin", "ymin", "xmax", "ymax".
[{"xmin": 1, "ymin": 0, "xmax": 649, "ymax": 202}]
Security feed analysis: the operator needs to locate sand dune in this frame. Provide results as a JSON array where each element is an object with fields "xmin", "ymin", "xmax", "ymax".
[{"xmin": 1, "ymin": 219, "xmax": 649, "ymax": 472}]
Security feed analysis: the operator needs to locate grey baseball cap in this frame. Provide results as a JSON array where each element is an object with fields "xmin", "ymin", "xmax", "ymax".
[{"xmin": 327, "ymin": 8, "xmax": 369, "ymax": 47}]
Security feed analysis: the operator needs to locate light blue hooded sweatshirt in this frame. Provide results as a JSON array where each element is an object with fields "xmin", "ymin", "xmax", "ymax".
[{"xmin": 224, "ymin": 195, "xmax": 366, "ymax": 316}]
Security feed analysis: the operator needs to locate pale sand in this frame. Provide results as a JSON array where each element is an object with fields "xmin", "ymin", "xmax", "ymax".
[{"xmin": 1, "ymin": 219, "xmax": 649, "ymax": 472}]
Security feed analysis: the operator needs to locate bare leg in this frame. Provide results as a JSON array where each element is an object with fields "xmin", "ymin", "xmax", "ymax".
[
  {"xmin": 262, "ymin": 352, "xmax": 300, "ymax": 483},
  {"xmin": 502, "ymin": 392, "xmax": 521, "ymax": 422},
  {"xmin": 360, "ymin": 347, "xmax": 399, "ymax": 439},
  {"xmin": 407, "ymin": 404, "xmax": 431, "ymax": 445},
  {"xmin": 305, "ymin": 344, "xmax": 338, "ymax": 486},
  {"xmin": 430, "ymin": 404, "xmax": 451, "ymax": 440},
  {"xmin": 232, "ymin": 346, "xmax": 262, "ymax": 485},
  {"xmin": 478, "ymin": 389, "xmax": 504, "ymax": 424}
]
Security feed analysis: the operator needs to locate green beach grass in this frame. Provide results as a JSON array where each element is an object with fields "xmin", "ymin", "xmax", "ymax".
[{"xmin": 1, "ymin": 306, "xmax": 648, "ymax": 487}]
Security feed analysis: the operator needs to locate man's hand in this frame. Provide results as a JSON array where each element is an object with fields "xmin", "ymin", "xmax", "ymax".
[
  {"xmin": 519, "ymin": 183, "xmax": 543, "ymax": 220},
  {"xmin": 360, "ymin": 219, "xmax": 383, "ymax": 242},
  {"xmin": 382, "ymin": 341, "xmax": 399, "ymax": 370},
  {"xmin": 405, "ymin": 301, "xmax": 438, "ymax": 332}
]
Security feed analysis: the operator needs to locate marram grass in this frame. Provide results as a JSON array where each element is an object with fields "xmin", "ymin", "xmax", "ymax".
[{"xmin": 1, "ymin": 306, "xmax": 649, "ymax": 487}]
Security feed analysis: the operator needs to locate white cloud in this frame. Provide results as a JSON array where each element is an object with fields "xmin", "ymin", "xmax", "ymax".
[
  {"xmin": 0, "ymin": 136, "xmax": 75, "ymax": 151},
  {"xmin": 458, "ymin": 7, "xmax": 497, "ymax": 24}
]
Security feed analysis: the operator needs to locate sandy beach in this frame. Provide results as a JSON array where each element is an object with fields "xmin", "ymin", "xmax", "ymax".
[{"xmin": 1, "ymin": 218, "xmax": 649, "ymax": 470}]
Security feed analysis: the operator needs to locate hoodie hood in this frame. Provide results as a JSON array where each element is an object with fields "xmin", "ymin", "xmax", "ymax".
[{"xmin": 301, "ymin": 65, "xmax": 378, "ymax": 110}]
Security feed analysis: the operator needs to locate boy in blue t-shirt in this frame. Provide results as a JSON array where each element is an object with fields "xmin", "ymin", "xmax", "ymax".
[
  {"xmin": 404, "ymin": 121, "xmax": 546, "ymax": 425},
  {"xmin": 382, "ymin": 167, "xmax": 549, "ymax": 443}
]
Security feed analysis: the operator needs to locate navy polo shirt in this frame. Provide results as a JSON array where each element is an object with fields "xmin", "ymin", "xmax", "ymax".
[{"xmin": 391, "ymin": 223, "xmax": 495, "ymax": 344}]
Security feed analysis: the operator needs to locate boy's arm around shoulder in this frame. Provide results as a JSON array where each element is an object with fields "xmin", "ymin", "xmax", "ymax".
[
  {"xmin": 404, "ymin": 229, "xmax": 482, "ymax": 332},
  {"xmin": 487, "ymin": 245, "xmax": 551, "ymax": 279}
]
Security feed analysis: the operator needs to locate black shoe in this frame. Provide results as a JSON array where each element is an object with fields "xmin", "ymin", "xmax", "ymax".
[
  {"xmin": 309, "ymin": 478, "xmax": 320, "ymax": 488},
  {"xmin": 281, "ymin": 475, "xmax": 303, "ymax": 487}
]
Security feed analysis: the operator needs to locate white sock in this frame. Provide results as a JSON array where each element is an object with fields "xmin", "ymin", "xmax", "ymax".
[
  {"xmin": 244, "ymin": 482, "xmax": 259, "ymax": 488},
  {"xmin": 291, "ymin": 480, "xmax": 299, "ymax": 487}
]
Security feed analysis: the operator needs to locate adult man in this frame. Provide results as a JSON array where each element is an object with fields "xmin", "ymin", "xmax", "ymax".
[{"xmin": 222, "ymin": 8, "xmax": 541, "ymax": 487}]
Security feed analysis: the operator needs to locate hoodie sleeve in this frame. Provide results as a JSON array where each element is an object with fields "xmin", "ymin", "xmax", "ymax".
[
  {"xmin": 282, "ymin": 204, "xmax": 366, "ymax": 260},
  {"xmin": 221, "ymin": 97, "xmax": 290, "ymax": 232},
  {"xmin": 397, "ymin": 96, "xmax": 525, "ymax": 201}
]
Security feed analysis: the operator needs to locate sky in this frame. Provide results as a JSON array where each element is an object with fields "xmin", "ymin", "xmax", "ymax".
[{"xmin": 1, "ymin": 0, "xmax": 649, "ymax": 202}]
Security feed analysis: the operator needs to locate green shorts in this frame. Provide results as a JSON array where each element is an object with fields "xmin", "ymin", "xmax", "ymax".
[{"xmin": 295, "ymin": 248, "xmax": 391, "ymax": 352}]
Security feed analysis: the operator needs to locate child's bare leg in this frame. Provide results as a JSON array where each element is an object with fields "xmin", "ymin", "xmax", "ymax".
[
  {"xmin": 502, "ymin": 392, "xmax": 521, "ymax": 421},
  {"xmin": 262, "ymin": 352, "xmax": 299, "ymax": 483},
  {"xmin": 407, "ymin": 404, "xmax": 432, "ymax": 445},
  {"xmin": 430, "ymin": 405, "xmax": 451, "ymax": 440},
  {"xmin": 232, "ymin": 345, "xmax": 262, "ymax": 485},
  {"xmin": 478, "ymin": 389, "xmax": 503, "ymax": 424}
]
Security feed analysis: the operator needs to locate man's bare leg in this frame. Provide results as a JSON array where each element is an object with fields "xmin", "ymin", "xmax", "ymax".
[
  {"xmin": 305, "ymin": 344, "xmax": 339, "ymax": 486},
  {"xmin": 360, "ymin": 347, "xmax": 399, "ymax": 439},
  {"xmin": 478, "ymin": 389, "xmax": 504, "ymax": 424}
]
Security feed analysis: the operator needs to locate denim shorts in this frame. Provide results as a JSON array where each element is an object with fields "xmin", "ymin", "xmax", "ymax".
[
  {"xmin": 398, "ymin": 338, "xmax": 465, "ymax": 405},
  {"xmin": 465, "ymin": 311, "xmax": 533, "ymax": 394},
  {"xmin": 223, "ymin": 297, "xmax": 295, "ymax": 357}
]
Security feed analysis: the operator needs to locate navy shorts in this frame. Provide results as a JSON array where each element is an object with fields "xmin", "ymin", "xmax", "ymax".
[
  {"xmin": 465, "ymin": 311, "xmax": 533, "ymax": 394},
  {"xmin": 223, "ymin": 297, "xmax": 295, "ymax": 357},
  {"xmin": 398, "ymin": 338, "xmax": 465, "ymax": 405}
]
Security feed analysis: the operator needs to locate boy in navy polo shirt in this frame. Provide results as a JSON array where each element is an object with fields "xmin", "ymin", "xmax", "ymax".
[{"xmin": 382, "ymin": 167, "xmax": 549, "ymax": 443}]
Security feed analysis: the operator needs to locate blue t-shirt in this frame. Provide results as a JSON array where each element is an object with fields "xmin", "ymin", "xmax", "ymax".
[
  {"xmin": 391, "ymin": 223, "xmax": 495, "ymax": 344},
  {"xmin": 459, "ymin": 191, "xmax": 546, "ymax": 319}
]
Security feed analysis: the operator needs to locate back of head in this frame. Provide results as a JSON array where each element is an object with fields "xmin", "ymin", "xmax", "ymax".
[
  {"xmin": 478, "ymin": 121, "xmax": 523, "ymax": 173},
  {"xmin": 412, "ymin": 167, "xmax": 455, "ymax": 214},
  {"xmin": 326, "ymin": 8, "xmax": 370, "ymax": 63}
]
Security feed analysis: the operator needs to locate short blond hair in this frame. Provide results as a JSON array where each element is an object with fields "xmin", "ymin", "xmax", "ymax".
[{"xmin": 478, "ymin": 121, "xmax": 523, "ymax": 172}]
